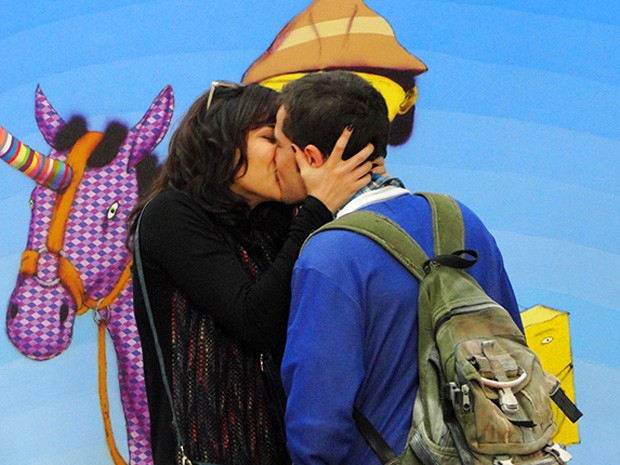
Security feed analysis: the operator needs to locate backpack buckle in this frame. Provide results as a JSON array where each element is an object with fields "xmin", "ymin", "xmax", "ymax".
[
  {"xmin": 480, "ymin": 371, "xmax": 527, "ymax": 413},
  {"xmin": 497, "ymin": 387, "xmax": 519, "ymax": 414},
  {"xmin": 544, "ymin": 442, "xmax": 572, "ymax": 464}
]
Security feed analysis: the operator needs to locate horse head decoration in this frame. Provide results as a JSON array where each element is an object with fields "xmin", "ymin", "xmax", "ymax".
[{"xmin": 1, "ymin": 85, "xmax": 174, "ymax": 465}]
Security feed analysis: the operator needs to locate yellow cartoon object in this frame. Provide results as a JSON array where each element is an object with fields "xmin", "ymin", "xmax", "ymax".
[
  {"xmin": 522, "ymin": 305, "xmax": 580, "ymax": 446},
  {"xmin": 242, "ymin": 0, "xmax": 427, "ymax": 144}
]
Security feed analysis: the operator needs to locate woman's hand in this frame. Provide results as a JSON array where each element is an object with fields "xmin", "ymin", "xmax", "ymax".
[
  {"xmin": 371, "ymin": 156, "xmax": 388, "ymax": 176},
  {"xmin": 296, "ymin": 127, "xmax": 374, "ymax": 214}
]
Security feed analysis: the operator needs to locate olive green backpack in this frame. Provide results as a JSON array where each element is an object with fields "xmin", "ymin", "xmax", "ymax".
[{"xmin": 312, "ymin": 192, "xmax": 581, "ymax": 465}]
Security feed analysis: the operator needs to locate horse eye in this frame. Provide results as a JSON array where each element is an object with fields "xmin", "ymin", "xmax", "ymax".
[{"xmin": 107, "ymin": 201, "xmax": 120, "ymax": 220}]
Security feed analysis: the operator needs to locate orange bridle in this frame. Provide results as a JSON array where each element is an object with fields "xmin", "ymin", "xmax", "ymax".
[{"xmin": 18, "ymin": 132, "xmax": 132, "ymax": 316}]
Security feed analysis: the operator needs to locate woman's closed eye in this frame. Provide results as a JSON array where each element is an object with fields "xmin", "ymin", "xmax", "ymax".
[{"xmin": 256, "ymin": 126, "xmax": 276, "ymax": 144}]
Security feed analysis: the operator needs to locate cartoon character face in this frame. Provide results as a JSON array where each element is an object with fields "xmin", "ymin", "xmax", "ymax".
[{"xmin": 522, "ymin": 305, "xmax": 580, "ymax": 445}]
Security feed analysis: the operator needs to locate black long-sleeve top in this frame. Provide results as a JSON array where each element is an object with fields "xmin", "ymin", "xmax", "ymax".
[{"xmin": 132, "ymin": 188, "xmax": 333, "ymax": 465}]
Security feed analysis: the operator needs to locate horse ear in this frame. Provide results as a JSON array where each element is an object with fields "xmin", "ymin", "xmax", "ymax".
[
  {"xmin": 126, "ymin": 85, "xmax": 174, "ymax": 170},
  {"xmin": 35, "ymin": 85, "xmax": 67, "ymax": 146}
]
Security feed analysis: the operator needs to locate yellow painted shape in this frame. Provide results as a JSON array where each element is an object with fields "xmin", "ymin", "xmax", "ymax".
[
  {"xmin": 260, "ymin": 71, "xmax": 417, "ymax": 121},
  {"xmin": 522, "ymin": 305, "xmax": 580, "ymax": 445}
]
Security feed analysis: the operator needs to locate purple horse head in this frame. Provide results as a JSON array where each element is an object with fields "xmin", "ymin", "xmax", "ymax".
[{"xmin": 1, "ymin": 85, "xmax": 174, "ymax": 464}]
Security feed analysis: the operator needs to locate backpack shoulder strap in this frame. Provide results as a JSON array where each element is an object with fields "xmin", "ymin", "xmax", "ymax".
[
  {"xmin": 306, "ymin": 193, "xmax": 465, "ymax": 280},
  {"xmin": 415, "ymin": 192, "xmax": 464, "ymax": 256},
  {"xmin": 308, "ymin": 210, "xmax": 427, "ymax": 282}
]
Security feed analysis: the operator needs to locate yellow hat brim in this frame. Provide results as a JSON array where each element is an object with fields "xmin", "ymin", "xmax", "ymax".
[{"xmin": 260, "ymin": 71, "xmax": 418, "ymax": 121}]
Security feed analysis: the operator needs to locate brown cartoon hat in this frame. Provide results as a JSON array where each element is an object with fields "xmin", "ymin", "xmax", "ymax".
[{"xmin": 242, "ymin": 0, "xmax": 427, "ymax": 84}]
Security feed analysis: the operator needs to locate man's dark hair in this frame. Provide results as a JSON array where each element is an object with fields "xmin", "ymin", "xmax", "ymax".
[{"xmin": 279, "ymin": 71, "xmax": 389, "ymax": 161}]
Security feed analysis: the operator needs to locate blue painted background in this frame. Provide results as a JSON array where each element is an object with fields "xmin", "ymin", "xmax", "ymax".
[{"xmin": 1, "ymin": 1, "xmax": 617, "ymax": 463}]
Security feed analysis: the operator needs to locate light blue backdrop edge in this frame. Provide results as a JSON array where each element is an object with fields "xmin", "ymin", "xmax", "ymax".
[{"xmin": 1, "ymin": 1, "xmax": 617, "ymax": 463}]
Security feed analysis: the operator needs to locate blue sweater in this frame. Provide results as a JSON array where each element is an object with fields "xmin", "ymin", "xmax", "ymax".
[{"xmin": 281, "ymin": 192, "xmax": 522, "ymax": 465}]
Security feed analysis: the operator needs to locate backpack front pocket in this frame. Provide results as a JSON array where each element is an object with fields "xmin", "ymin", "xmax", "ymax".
[{"xmin": 449, "ymin": 338, "xmax": 556, "ymax": 456}]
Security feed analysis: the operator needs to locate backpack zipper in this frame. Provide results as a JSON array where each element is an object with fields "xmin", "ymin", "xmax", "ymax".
[{"xmin": 434, "ymin": 302, "xmax": 503, "ymax": 337}]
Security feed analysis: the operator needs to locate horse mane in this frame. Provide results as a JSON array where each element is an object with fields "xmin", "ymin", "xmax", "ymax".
[
  {"xmin": 88, "ymin": 121, "xmax": 128, "ymax": 168},
  {"xmin": 50, "ymin": 115, "xmax": 161, "ymax": 198},
  {"xmin": 135, "ymin": 154, "xmax": 161, "ymax": 200},
  {"xmin": 53, "ymin": 116, "xmax": 88, "ymax": 151},
  {"xmin": 52, "ymin": 117, "xmax": 130, "ymax": 170},
  {"xmin": 87, "ymin": 119, "xmax": 162, "ymax": 198}
]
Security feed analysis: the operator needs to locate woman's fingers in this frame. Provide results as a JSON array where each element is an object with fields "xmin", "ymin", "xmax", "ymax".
[
  {"xmin": 371, "ymin": 156, "xmax": 387, "ymax": 176},
  {"xmin": 299, "ymin": 128, "xmax": 378, "ymax": 213},
  {"xmin": 346, "ymin": 163, "xmax": 373, "ymax": 192},
  {"xmin": 292, "ymin": 144, "xmax": 308, "ymax": 171},
  {"xmin": 343, "ymin": 142, "xmax": 374, "ymax": 169},
  {"xmin": 326, "ymin": 126, "xmax": 354, "ymax": 162}
]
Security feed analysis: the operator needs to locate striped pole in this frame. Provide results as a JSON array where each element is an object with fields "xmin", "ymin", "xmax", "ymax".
[{"xmin": 0, "ymin": 125, "xmax": 72, "ymax": 192}]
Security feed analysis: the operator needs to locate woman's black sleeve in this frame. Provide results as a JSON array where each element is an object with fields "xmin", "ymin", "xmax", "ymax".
[{"xmin": 140, "ymin": 192, "xmax": 333, "ymax": 351}]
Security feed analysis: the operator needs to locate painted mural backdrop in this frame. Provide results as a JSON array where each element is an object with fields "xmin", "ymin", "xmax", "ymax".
[{"xmin": 1, "ymin": 1, "xmax": 618, "ymax": 464}]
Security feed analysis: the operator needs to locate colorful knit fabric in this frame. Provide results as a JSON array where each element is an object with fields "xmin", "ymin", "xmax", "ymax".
[
  {"xmin": 0, "ymin": 125, "xmax": 72, "ymax": 191},
  {"xmin": 171, "ymin": 227, "xmax": 289, "ymax": 465}
]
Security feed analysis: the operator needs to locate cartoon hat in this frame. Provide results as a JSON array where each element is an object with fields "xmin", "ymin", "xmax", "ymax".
[{"xmin": 242, "ymin": 0, "xmax": 427, "ymax": 123}]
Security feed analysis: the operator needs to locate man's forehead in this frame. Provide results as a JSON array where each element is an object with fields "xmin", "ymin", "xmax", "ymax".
[
  {"xmin": 274, "ymin": 106, "xmax": 289, "ymax": 137},
  {"xmin": 275, "ymin": 106, "xmax": 287, "ymax": 123}
]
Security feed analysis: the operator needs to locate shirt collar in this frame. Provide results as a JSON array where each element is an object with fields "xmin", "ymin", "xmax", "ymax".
[
  {"xmin": 336, "ymin": 174, "xmax": 408, "ymax": 217},
  {"xmin": 350, "ymin": 173, "xmax": 405, "ymax": 200}
]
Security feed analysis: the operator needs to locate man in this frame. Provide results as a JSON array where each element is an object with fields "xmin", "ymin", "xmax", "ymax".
[{"xmin": 274, "ymin": 71, "xmax": 524, "ymax": 465}]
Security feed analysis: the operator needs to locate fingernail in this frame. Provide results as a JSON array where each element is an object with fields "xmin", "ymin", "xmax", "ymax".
[
  {"xmin": 346, "ymin": 124, "xmax": 354, "ymax": 131},
  {"xmin": 291, "ymin": 145, "xmax": 297, "ymax": 153}
]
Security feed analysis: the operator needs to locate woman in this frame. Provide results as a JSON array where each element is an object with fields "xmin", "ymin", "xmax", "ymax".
[{"xmin": 128, "ymin": 82, "xmax": 374, "ymax": 465}]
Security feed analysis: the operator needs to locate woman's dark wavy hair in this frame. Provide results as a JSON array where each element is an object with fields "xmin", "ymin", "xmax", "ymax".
[{"xmin": 127, "ymin": 83, "xmax": 290, "ymax": 244}]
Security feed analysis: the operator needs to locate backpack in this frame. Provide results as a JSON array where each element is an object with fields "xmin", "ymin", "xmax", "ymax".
[{"xmin": 312, "ymin": 192, "xmax": 582, "ymax": 465}]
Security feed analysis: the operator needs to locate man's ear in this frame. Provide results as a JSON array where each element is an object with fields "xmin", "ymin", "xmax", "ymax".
[{"xmin": 303, "ymin": 144, "xmax": 326, "ymax": 167}]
